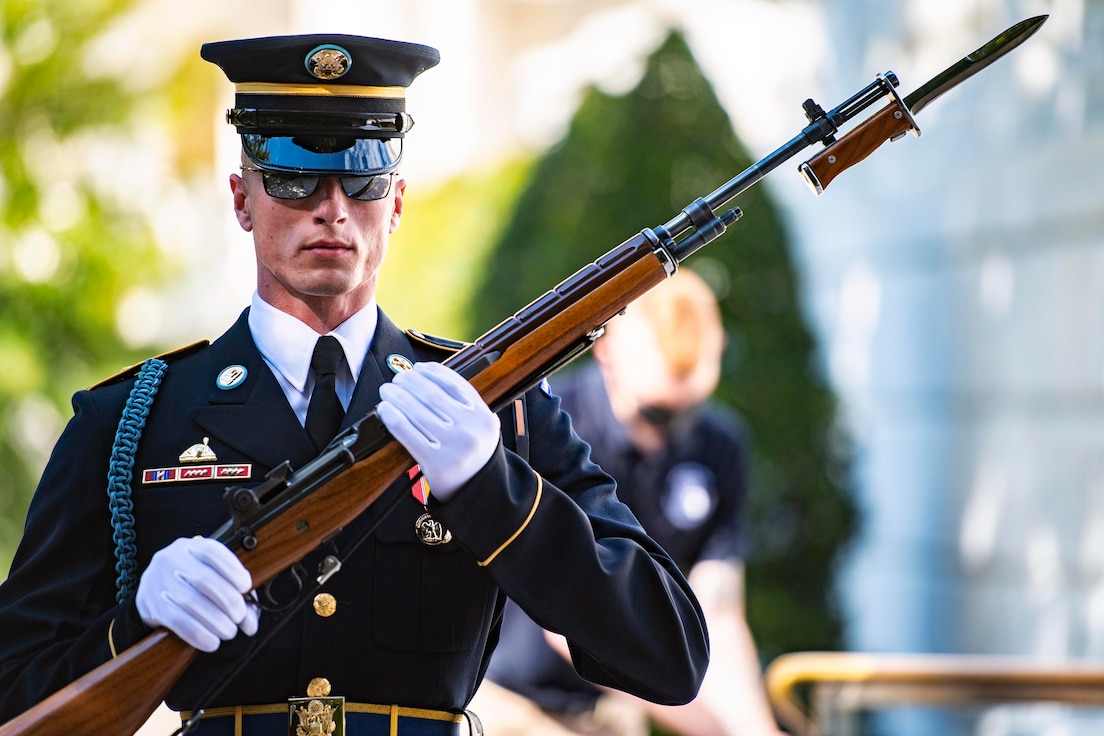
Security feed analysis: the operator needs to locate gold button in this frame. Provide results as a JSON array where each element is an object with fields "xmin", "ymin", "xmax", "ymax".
[
  {"xmin": 306, "ymin": 678, "xmax": 331, "ymax": 698},
  {"xmin": 313, "ymin": 593, "xmax": 337, "ymax": 617}
]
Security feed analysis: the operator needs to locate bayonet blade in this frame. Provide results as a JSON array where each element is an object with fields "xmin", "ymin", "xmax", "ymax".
[
  {"xmin": 798, "ymin": 14, "xmax": 1048, "ymax": 195},
  {"xmin": 904, "ymin": 15, "xmax": 1048, "ymax": 115}
]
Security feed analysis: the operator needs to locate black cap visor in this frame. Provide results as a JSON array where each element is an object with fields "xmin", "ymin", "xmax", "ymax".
[{"xmin": 242, "ymin": 133, "xmax": 402, "ymax": 175}]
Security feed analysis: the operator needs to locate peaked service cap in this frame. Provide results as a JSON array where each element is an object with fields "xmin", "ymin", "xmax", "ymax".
[{"xmin": 201, "ymin": 34, "xmax": 440, "ymax": 175}]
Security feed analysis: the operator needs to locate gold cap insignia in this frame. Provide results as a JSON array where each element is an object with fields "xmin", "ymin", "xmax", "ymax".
[
  {"xmin": 305, "ymin": 45, "xmax": 351, "ymax": 80},
  {"xmin": 386, "ymin": 354, "xmax": 414, "ymax": 374},
  {"xmin": 179, "ymin": 437, "xmax": 217, "ymax": 464}
]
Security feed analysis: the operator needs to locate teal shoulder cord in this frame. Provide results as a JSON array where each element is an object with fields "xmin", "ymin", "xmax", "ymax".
[{"xmin": 106, "ymin": 358, "xmax": 167, "ymax": 602}]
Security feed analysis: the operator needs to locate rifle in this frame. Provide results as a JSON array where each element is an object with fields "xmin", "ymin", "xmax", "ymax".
[{"xmin": 0, "ymin": 15, "xmax": 1045, "ymax": 736}]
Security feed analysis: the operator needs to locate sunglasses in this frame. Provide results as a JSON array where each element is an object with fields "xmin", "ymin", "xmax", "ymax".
[{"xmin": 240, "ymin": 166, "xmax": 396, "ymax": 201}]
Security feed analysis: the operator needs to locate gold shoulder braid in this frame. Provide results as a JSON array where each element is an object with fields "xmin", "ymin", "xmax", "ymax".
[{"xmin": 89, "ymin": 340, "xmax": 209, "ymax": 391}]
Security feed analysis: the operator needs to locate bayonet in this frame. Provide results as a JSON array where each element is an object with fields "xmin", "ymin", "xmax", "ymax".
[{"xmin": 799, "ymin": 15, "xmax": 1047, "ymax": 194}]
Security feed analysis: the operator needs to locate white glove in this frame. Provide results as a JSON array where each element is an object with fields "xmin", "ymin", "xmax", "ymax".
[
  {"xmin": 136, "ymin": 536, "xmax": 259, "ymax": 652},
  {"xmin": 377, "ymin": 361, "xmax": 501, "ymax": 502}
]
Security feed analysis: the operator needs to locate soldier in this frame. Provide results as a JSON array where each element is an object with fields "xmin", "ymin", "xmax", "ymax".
[
  {"xmin": 0, "ymin": 35, "xmax": 708, "ymax": 735},
  {"xmin": 475, "ymin": 270, "xmax": 783, "ymax": 736}
]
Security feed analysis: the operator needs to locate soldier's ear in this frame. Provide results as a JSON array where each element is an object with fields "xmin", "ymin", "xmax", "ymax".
[
  {"xmin": 230, "ymin": 173, "xmax": 254, "ymax": 232},
  {"xmin": 389, "ymin": 178, "xmax": 406, "ymax": 234}
]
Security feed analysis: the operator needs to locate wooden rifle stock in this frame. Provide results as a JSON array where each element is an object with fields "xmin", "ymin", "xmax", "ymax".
[
  {"xmin": 0, "ymin": 632, "xmax": 195, "ymax": 736},
  {"xmin": 0, "ymin": 231, "xmax": 671, "ymax": 736}
]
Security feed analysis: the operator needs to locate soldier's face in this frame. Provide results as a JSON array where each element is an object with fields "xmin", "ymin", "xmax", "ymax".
[
  {"xmin": 598, "ymin": 304, "xmax": 720, "ymax": 415},
  {"xmin": 230, "ymin": 169, "xmax": 404, "ymax": 311}
]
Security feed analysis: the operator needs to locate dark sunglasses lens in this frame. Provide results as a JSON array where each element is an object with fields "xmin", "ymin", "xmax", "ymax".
[
  {"xmin": 261, "ymin": 172, "xmax": 320, "ymax": 200},
  {"xmin": 341, "ymin": 175, "xmax": 392, "ymax": 201},
  {"xmin": 254, "ymin": 171, "xmax": 391, "ymax": 201}
]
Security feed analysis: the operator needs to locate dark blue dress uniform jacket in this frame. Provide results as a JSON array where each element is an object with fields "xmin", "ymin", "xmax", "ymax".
[{"xmin": 0, "ymin": 309, "xmax": 709, "ymax": 721}]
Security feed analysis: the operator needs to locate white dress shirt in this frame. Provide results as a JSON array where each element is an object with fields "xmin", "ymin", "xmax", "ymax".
[{"xmin": 247, "ymin": 292, "xmax": 378, "ymax": 426}]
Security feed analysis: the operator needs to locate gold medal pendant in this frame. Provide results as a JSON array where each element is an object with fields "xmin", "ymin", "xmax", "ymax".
[{"xmin": 415, "ymin": 512, "xmax": 452, "ymax": 546}]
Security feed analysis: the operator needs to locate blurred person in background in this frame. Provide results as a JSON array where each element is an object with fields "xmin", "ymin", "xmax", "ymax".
[
  {"xmin": 0, "ymin": 34, "xmax": 710, "ymax": 735},
  {"xmin": 473, "ymin": 269, "xmax": 783, "ymax": 736}
]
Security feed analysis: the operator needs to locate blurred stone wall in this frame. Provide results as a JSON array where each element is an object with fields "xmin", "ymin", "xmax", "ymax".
[{"xmin": 779, "ymin": 0, "xmax": 1104, "ymax": 732}]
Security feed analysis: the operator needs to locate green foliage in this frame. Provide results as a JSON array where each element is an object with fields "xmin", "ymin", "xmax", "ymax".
[
  {"xmin": 379, "ymin": 159, "xmax": 533, "ymax": 338},
  {"xmin": 467, "ymin": 32, "xmax": 857, "ymax": 657},
  {"xmin": 0, "ymin": 0, "xmax": 168, "ymax": 569}
]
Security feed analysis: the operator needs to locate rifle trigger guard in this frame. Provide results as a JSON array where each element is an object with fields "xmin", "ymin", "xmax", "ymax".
[{"xmin": 261, "ymin": 562, "xmax": 308, "ymax": 613}]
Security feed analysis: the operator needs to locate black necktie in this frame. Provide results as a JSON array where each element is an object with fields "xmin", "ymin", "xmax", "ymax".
[{"xmin": 306, "ymin": 335, "xmax": 346, "ymax": 451}]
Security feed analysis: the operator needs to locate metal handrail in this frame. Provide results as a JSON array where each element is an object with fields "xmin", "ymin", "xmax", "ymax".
[{"xmin": 765, "ymin": 651, "xmax": 1104, "ymax": 735}]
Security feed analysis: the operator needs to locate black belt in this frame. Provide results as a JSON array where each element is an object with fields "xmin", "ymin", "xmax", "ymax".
[{"xmin": 180, "ymin": 702, "xmax": 475, "ymax": 736}]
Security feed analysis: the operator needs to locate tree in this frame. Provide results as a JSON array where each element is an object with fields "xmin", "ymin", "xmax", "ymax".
[
  {"xmin": 466, "ymin": 30, "xmax": 856, "ymax": 656},
  {"xmin": 0, "ymin": 0, "xmax": 171, "ymax": 568}
]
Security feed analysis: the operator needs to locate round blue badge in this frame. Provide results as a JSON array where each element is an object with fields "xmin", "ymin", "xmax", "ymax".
[
  {"xmin": 386, "ymin": 354, "xmax": 414, "ymax": 374},
  {"xmin": 216, "ymin": 365, "xmax": 248, "ymax": 390}
]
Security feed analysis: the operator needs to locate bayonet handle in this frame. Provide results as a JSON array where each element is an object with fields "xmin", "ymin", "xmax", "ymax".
[{"xmin": 799, "ymin": 96, "xmax": 919, "ymax": 195}]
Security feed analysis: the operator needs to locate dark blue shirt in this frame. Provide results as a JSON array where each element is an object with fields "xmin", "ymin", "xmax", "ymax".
[{"xmin": 486, "ymin": 361, "xmax": 750, "ymax": 712}]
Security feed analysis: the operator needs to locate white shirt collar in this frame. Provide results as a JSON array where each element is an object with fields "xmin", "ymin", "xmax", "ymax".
[{"xmin": 248, "ymin": 292, "xmax": 377, "ymax": 393}]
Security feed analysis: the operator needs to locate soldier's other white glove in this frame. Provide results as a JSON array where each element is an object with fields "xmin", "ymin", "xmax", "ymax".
[
  {"xmin": 377, "ymin": 361, "xmax": 501, "ymax": 502},
  {"xmin": 136, "ymin": 536, "xmax": 259, "ymax": 652}
]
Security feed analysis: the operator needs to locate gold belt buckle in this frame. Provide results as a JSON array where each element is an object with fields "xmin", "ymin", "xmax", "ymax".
[{"xmin": 288, "ymin": 694, "xmax": 345, "ymax": 736}]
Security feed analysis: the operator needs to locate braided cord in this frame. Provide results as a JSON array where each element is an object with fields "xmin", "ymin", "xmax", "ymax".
[{"xmin": 106, "ymin": 358, "xmax": 167, "ymax": 602}]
